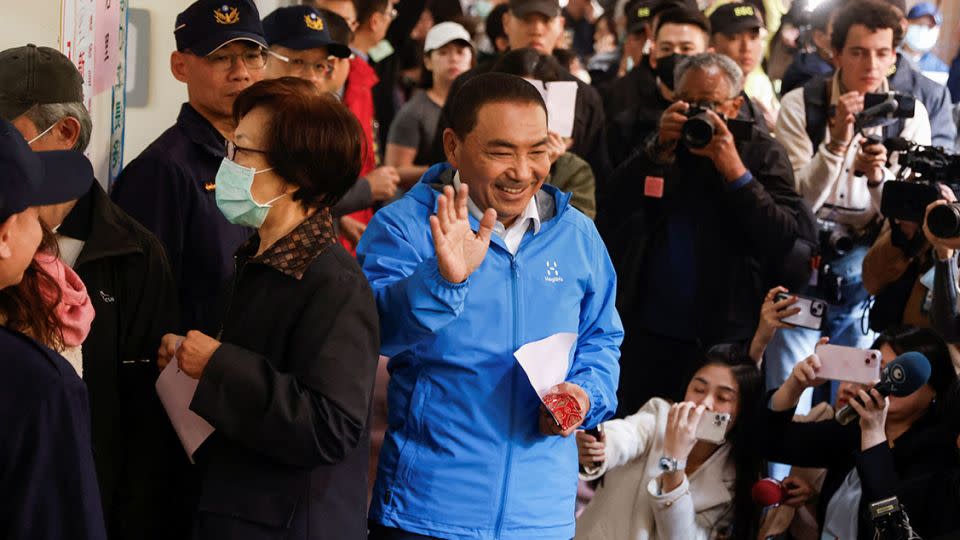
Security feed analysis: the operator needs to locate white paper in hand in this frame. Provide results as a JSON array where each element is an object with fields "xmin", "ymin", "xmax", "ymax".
[
  {"xmin": 514, "ymin": 332, "xmax": 578, "ymax": 398},
  {"xmin": 544, "ymin": 81, "xmax": 578, "ymax": 138},
  {"xmin": 522, "ymin": 79, "xmax": 578, "ymax": 138},
  {"xmin": 156, "ymin": 356, "xmax": 215, "ymax": 463}
]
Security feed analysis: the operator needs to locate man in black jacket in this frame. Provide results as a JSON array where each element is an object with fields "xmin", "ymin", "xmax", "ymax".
[
  {"xmin": 427, "ymin": 0, "xmax": 611, "ymax": 180},
  {"xmin": 0, "ymin": 44, "xmax": 180, "ymax": 539},
  {"xmin": 597, "ymin": 52, "xmax": 816, "ymax": 416}
]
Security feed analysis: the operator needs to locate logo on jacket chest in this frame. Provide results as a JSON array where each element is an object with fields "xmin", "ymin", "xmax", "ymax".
[{"xmin": 544, "ymin": 260, "xmax": 564, "ymax": 283}]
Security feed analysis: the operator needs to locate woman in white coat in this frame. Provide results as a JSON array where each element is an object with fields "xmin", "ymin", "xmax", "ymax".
[{"xmin": 575, "ymin": 357, "xmax": 764, "ymax": 540}]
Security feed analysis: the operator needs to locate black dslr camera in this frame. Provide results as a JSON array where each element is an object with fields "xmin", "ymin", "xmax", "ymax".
[
  {"xmin": 681, "ymin": 101, "xmax": 753, "ymax": 149},
  {"xmin": 879, "ymin": 141, "xmax": 960, "ymax": 234}
]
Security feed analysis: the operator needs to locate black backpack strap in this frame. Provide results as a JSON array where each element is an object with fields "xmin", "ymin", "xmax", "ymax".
[{"xmin": 802, "ymin": 77, "xmax": 831, "ymax": 155}]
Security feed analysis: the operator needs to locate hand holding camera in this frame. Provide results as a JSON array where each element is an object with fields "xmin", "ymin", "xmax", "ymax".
[
  {"xmin": 656, "ymin": 100, "xmax": 690, "ymax": 155},
  {"xmin": 683, "ymin": 107, "xmax": 748, "ymax": 182},
  {"xmin": 827, "ymin": 91, "xmax": 864, "ymax": 152},
  {"xmin": 750, "ymin": 286, "xmax": 801, "ymax": 362},
  {"xmin": 854, "ymin": 140, "xmax": 888, "ymax": 183}
]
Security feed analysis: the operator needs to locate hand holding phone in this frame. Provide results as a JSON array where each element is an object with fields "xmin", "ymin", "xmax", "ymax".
[{"xmin": 774, "ymin": 292, "xmax": 827, "ymax": 331}]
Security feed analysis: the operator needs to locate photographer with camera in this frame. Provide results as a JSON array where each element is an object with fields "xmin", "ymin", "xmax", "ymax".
[
  {"xmin": 862, "ymin": 183, "xmax": 960, "ymax": 353},
  {"xmin": 597, "ymin": 52, "xmax": 815, "ymax": 416},
  {"xmin": 769, "ymin": 0, "xmax": 932, "ymax": 413}
]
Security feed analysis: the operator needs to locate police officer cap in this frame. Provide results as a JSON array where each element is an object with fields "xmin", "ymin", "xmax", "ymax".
[
  {"xmin": 263, "ymin": 6, "xmax": 351, "ymax": 58},
  {"xmin": 709, "ymin": 2, "xmax": 764, "ymax": 36},
  {"xmin": 175, "ymin": 0, "xmax": 268, "ymax": 56}
]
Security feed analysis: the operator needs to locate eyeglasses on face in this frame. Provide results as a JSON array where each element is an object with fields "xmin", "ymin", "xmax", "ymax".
[
  {"xmin": 225, "ymin": 140, "xmax": 269, "ymax": 161},
  {"xmin": 267, "ymin": 50, "xmax": 337, "ymax": 77},
  {"xmin": 204, "ymin": 49, "xmax": 268, "ymax": 71}
]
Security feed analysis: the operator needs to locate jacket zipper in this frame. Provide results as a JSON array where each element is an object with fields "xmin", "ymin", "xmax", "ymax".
[
  {"xmin": 217, "ymin": 255, "xmax": 244, "ymax": 340},
  {"xmin": 495, "ymin": 257, "xmax": 522, "ymax": 538}
]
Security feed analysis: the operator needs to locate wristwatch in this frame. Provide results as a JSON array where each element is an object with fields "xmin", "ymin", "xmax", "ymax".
[{"xmin": 658, "ymin": 456, "xmax": 686, "ymax": 473}]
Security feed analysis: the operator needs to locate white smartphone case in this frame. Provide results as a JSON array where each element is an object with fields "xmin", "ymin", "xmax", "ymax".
[
  {"xmin": 776, "ymin": 293, "xmax": 827, "ymax": 331},
  {"xmin": 695, "ymin": 412, "xmax": 730, "ymax": 444},
  {"xmin": 814, "ymin": 344, "xmax": 882, "ymax": 384}
]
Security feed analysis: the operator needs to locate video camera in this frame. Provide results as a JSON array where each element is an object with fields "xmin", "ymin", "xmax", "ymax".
[
  {"xmin": 879, "ymin": 140, "xmax": 960, "ymax": 230},
  {"xmin": 681, "ymin": 102, "xmax": 753, "ymax": 149},
  {"xmin": 855, "ymin": 92, "xmax": 916, "ymax": 132}
]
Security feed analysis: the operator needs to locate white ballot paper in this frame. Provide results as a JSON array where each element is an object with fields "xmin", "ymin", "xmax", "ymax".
[
  {"xmin": 523, "ymin": 80, "xmax": 578, "ymax": 138},
  {"xmin": 514, "ymin": 332, "xmax": 578, "ymax": 398},
  {"xmin": 156, "ymin": 357, "xmax": 215, "ymax": 463}
]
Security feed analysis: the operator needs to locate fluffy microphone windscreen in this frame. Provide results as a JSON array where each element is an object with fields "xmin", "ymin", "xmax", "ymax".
[{"xmin": 751, "ymin": 478, "xmax": 786, "ymax": 507}]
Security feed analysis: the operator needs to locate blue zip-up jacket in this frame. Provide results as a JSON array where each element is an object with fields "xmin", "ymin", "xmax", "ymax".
[{"xmin": 358, "ymin": 164, "xmax": 623, "ymax": 540}]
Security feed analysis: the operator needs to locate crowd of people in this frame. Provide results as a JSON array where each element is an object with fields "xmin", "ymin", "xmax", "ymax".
[{"xmin": 4, "ymin": 0, "xmax": 960, "ymax": 539}]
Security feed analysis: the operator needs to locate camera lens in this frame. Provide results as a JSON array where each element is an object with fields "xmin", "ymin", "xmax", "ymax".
[
  {"xmin": 682, "ymin": 113, "xmax": 715, "ymax": 149},
  {"xmin": 926, "ymin": 203, "xmax": 960, "ymax": 238}
]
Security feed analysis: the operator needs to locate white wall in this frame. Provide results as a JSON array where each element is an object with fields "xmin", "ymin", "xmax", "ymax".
[
  {"xmin": 2, "ymin": 0, "xmax": 115, "ymax": 187},
  {"xmin": 123, "ymin": 0, "xmax": 284, "ymax": 166}
]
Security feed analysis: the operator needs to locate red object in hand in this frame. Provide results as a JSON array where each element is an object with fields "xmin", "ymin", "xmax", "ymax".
[
  {"xmin": 543, "ymin": 392, "xmax": 584, "ymax": 431},
  {"xmin": 751, "ymin": 478, "xmax": 787, "ymax": 507}
]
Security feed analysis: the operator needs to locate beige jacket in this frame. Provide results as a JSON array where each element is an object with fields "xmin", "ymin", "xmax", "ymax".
[
  {"xmin": 576, "ymin": 398, "xmax": 736, "ymax": 540},
  {"xmin": 775, "ymin": 74, "xmax": 931, "ymax": 231}
]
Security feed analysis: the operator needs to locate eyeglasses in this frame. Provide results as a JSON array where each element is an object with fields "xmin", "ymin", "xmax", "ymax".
[
  {"xmin": 268, "ymin": 50, "xmax": 337, "ymax": 77},
  {"xmin": 205, "ymin": 49, "xmax": 268, "ymax": 72},
  {"xmin": 226, "ymin": 140, "xmax": 269, "ymax": 161}
]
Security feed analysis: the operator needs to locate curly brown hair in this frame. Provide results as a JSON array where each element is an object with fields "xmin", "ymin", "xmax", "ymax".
[
  {"xmin": 0, "ymin": 225, "xmax": 65, "ymax": 350},
  {"xmin": 831, "ymin": 0, "xmax": 905, "ymax": 52}
]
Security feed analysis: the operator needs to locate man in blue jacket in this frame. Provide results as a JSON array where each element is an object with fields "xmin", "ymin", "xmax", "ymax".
[{"xmin": 358, "ymin": 72, "xmax": 623, "ymax": 540}]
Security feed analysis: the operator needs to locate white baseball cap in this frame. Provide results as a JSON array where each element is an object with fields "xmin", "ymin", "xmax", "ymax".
[{"xmin": 424, "ymin": 22, "xmax": 473, "ymax": 54}]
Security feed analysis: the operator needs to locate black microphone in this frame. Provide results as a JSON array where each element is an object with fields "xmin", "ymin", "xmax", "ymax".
[{"xmin": 835, "ymin": 352, "xmax": 931, "ymax": 426}]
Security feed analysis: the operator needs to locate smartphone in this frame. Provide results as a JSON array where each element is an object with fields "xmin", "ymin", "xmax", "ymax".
[
  {"xmin": 695, "ymin": 412, "xmax": 731, "ymax": 444},
  {"xmin": 775, "ymin": 293, "xmax": 827, "ymax": 331},
  {"xmin": 584, "ymin": 425, "xmax": 603, "ymax": 439},
  {"xmin": 814, "ymin": 344, "xmax": 882, "ymax": 384}
]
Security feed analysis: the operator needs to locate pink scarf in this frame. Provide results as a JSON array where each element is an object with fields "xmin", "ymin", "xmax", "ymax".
[{"xmin": 35, "ymin": 252, "xmax": 95, "ymax": 347}]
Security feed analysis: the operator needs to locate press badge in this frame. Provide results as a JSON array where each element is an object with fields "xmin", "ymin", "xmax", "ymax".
[{"xmin": 644, "ymin": 176, "xmax": 664, "ymax": 198}]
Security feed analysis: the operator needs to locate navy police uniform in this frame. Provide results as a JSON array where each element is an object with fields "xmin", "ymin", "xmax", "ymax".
[{"xmin": 111, "ymin": 0, "xmax": 268, "ymax": 336}]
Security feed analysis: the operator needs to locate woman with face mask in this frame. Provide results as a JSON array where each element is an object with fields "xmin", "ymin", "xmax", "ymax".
[
  {"xmin": 767, "ymin": 326, "xmax": 959, "ymax": 540},
  {"xmin": 575, "ymin": 356, "xmax": 765, "ymax": 539},
  {"xmin": 157, "ymin": 77, "xmax": 380, "ymax": 540}
]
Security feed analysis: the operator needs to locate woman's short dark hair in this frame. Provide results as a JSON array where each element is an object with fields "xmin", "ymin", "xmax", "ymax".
[
  {"xmin": 0, "ymin": 226, "xmax": 64, "ymax": 350},
  {"xmin": 873, "ymin": 326, "xmax": 959, "ymax": 402},
  {"xmin": 233, "ymin": 77, "xmax": 363, "ymax": 208},
  {"xmin": 447, "ymin": 72, "xmax": 547, "ymax": 140},
  {"xmin": 485, "ymin": 4, "xmax": 509, "ymax": 45},
  {"xmin": 492, "ymin": 48, "xmax": 566, "ymax": 83},
  {"xmin": 831, "ymin": 0, "xmax": 904, "ymax": 52}
]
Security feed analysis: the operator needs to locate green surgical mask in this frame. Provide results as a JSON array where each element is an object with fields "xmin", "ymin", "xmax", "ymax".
[{"xmin": 214, "ymin": 158, "xmax": 284, "ymax": 228}]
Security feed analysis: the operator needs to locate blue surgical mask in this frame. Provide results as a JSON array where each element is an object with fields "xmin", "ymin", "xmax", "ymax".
[
  {"xmin": 904, "ymin": 24, "xmax": 939, "ymax": 54},
  {"xmin": 214, "ymin": 158, "xmax": 284, "ymax": 228}
]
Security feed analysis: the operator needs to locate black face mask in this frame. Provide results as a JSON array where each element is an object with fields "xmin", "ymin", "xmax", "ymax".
[{"xmin": 654, "ymin": 53, "xmax": 685, "ymax": 90}]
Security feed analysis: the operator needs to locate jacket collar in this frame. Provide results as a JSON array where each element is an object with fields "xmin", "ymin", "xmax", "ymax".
[
  {"xmin": 177, "ymin": 102, "xmax": 227, "ymax": 158},
  {"xmin": 71, "ymin": 183, "xmax": 144, "ymax": 266},
  {"xmin": 237, "ymin": 208, "xmax": 337, "ymax": 280}
]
